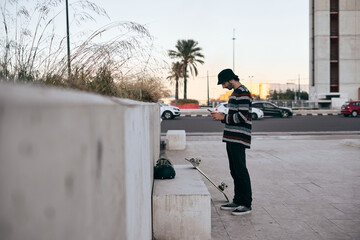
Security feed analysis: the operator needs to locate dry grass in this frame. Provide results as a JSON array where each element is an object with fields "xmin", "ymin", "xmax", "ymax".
[{"xmin": 0, "ymin": 0, "xmax": 170, "ymax": 102}]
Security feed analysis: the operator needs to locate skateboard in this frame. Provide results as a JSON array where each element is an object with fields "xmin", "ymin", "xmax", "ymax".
[{"xmin": 185, "ymin": 157, "xmax": 229, "ymax": 202}]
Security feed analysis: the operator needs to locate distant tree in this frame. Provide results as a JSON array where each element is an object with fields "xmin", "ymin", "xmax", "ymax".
[
  {"xmin": 299, "ymin": 91, "xmax": 309, "ymax": 100},
  {"xmin": 284, "ymin": 89, "xmax": 296, "ymax": 100},
  {"xmin": 167, "ymin": 62, "xmax": 184, "ymax": 101},
  {"xmin": 268, "ymin": 89, "xmax": 309, "ymax": 100},
  {"xmin": 251, "ymin": 93, "xmax": 260, "ymax": 100},
  {"xmin": 168, "ymin": 39, "xmax": 204, "ymax": 99}
]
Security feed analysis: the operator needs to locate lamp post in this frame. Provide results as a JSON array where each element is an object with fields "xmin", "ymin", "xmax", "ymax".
[
  {"xmin": 66, "ymin": 0, "xmax": 71, "ymax": 81},
  {"xmin": 298, "ymin": 74, "xmax": 301, "ymax": 100},
  {"xmin": 232, "ymin": 29, "xmax": 235, "ymax": 71},
  {"xmin": 248, "ymin": 75, "xmax": 254, "ymax": 92},
  {"xmin": 207, "ymin": 71, "xmax": 210, "ymax": 106}
]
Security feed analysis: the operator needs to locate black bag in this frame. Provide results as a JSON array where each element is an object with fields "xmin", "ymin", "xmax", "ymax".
[{"xmin": 154, "ymin": 157, "xmax": 176, "ymax": 179}]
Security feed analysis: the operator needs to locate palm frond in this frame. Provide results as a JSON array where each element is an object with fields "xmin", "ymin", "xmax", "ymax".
[{"xmin": 167, "ymin": 39, "xmax": 205, "ymax": 99}]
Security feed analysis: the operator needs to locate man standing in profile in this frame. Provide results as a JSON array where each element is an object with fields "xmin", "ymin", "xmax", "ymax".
[{"xmin": 210, "ymin": 68, "xmax": 252, "ymax": 215}]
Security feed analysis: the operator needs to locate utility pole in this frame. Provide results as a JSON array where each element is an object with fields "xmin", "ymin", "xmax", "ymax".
[
  {"xmin": 207, "ymin": 71, "xmax": 210, "ymax": 106},
  {"xmin": 66, "ymin": 0, "xmax": 71, "ymax": 81},
  {"xmin": 248, "ymin": 76, "xmax": 254, "ymax": 91},
  {"xmin": 232, "ymin": 29, "xmax": 235, "ymax": 71}
]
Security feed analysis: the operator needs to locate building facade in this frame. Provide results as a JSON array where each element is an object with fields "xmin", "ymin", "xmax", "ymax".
[{"xmin": 310, "ymin": 0, "xmax": 360, "ymax": 108}]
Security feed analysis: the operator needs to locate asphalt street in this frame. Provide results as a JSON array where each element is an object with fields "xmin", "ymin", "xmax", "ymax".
[{"xmin": 161, "ymin": 115, "xmax": 360, "ymax": 133}]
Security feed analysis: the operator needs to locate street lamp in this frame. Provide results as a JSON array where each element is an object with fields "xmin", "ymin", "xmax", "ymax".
[
  {"xmin": 248, "ymin": 76, "xmax": 254, "ymax": 92},
  {"xmin": 207, "ymin": 71, "xmax": 210, "ymax": 106},
  {"xmin": 232, "ymin": 29, "xmax": 235, "ymax": 71}
]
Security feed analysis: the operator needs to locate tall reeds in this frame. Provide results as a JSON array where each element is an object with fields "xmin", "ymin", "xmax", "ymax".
[{"xmin": 0, "ymin": 0, "xmax": 170, "ymax": 102}]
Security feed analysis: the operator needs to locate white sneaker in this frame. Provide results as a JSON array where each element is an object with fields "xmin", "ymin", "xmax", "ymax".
[
  {"xmin": 220, "ymin": 202, "xmax": 240, "ymax": 210},
  {"xmin": 231, "ymin": 206, "xmax": 252, "ymax": 216}
]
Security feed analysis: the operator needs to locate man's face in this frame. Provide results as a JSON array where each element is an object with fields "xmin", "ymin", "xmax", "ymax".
[{"xmin": 222, "ymin": 81, "xmax": 233, "ymax": 90}]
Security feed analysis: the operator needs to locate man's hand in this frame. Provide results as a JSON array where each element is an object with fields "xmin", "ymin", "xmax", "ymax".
[{"xmin": 211, "ymin": 112, "xmax": 225, "ymax": 121}]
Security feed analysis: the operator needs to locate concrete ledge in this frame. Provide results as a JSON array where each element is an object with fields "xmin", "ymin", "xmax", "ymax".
[
  {"xmin": 153, "ymin": 165, "xmax": 211, "ymax": 240},
  {"xmin": 0, "ymin": 83, "xmax": 159, "ymax": 240},
  {"xmin": 166, "ymin": 130, "xmax": 186, "ymax": 150}
]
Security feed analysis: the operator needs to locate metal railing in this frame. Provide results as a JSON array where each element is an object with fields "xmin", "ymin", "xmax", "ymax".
[
  {"xmin": 208, "ymin": 100, "xmax": 324, "ymax": 110},
  {"xmin": 268, "ymin": 100, "xmax": 319, "ymax": 110}
]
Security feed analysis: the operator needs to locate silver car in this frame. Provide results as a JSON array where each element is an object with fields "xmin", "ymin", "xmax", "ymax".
[{"xmin": 214, "ymin": 102, "xmax": 264, "ymax": 120}]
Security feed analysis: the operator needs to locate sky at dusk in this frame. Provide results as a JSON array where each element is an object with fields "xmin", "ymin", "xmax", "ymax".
[
  {"xmin": 4, "ymin": 0, "xmax": 310, "ymax": 101},
  {"xmin": 93, "ymin": 0, "xmax": 310, "ymax": 101}
]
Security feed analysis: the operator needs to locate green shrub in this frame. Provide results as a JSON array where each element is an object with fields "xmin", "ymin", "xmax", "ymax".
[{"xmin": 172, "ymin": 99, "xmax": 199, "ymax": 104}]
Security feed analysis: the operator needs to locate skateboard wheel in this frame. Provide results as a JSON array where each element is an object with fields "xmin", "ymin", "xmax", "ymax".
[{"xmin": 221, "ymin": 182, "xmax": 228, "ymax": 189}]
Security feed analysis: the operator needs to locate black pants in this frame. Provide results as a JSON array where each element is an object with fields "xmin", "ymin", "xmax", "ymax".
[{"xmin": 226, "ymin": 142, "xmax": 252, "ymax": 208}]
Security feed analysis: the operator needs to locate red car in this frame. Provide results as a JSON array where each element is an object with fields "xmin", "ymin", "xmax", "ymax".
[{"xmin": 341, "ymin": 101, "xmax": 360, "ymax": 117}]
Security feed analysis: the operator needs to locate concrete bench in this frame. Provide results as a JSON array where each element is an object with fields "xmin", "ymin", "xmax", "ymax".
[
  {"xmin": 153, "ymin": 165, "xmax": 211, "ymax": 240},
  {"xmin": 166, "ymin": 130, "xmax": 186, "ymax": 150}
]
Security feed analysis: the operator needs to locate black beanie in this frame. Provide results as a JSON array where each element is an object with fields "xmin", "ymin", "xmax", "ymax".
[{"xmin": 217, "ymin": 69, "xmax": 239, "ymax": 85}]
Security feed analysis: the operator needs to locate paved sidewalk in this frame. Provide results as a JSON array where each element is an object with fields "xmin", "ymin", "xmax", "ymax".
[{"xmin": 164, "ymin": 134, "xmax": 360, "ymax": 240}]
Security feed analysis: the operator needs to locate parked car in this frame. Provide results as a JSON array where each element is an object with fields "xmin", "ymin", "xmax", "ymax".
[
  {"xmin": 341, "ymin": 101, "xmax": 360, "ymax": 117},
  {"xmin": 159, "ymin": 102, "xmax": 181, "ymax": 120},
  {"xmin": 214, "ymin": 102, "xmax": 229, "ymax": 114},
  {"xmin": 213, "ymin": 102, "xmax": 264, "ymax": 120},
  {"xmin": 252, "ymin": 101, "xmax": 293, "ymax": 118}
]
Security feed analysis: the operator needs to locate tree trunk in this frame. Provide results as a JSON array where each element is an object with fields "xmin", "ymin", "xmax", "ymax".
[
  {"xmin": 183, "ymin": 63, "xmax": 188, "ymax": 99},
  {"xmin": 175, "ymin": 76, "xmax": 179, "ymax": 100}
]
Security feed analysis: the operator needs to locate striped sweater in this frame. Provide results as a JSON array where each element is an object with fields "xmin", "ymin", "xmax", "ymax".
[{"xmin": 221, "ymin": 85, "xmax": 252, "ymax": 148}]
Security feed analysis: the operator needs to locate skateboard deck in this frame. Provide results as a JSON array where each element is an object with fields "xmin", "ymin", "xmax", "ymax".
[{"xmin": 185, "ymin": 157, "xmax": 229, "ymax": 202}]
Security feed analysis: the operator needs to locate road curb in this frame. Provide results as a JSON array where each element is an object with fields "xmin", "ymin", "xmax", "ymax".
[{"xmin": 161, "ymin": 131, "xmax": 360, "ymax": 136}]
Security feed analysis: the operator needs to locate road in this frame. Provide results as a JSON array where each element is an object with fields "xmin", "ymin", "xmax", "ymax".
[{"xmin": 161, "ymin": 115, "xmax": 360, "ymax": 133}]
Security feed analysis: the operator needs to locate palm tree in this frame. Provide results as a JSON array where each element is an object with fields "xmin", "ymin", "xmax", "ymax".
[
  {"xmin": 167, "ymin": 62, "xmax": 184, "ymax": 101},
  {"xmin": 168, "ymin": 39, "xmax": 204, "ymax": 99}
]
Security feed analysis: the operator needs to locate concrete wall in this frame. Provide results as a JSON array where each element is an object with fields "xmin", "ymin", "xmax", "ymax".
[
  {"xmin": 309, "ymin": 0, "xmax": 331, "ymax": 100},
  {"xmin": 0, "ymin": 83, "xmax": 160, "ymax": 240},
  {"xmin": 339, "ymin": 1, "xmax": 360, "ymax": 100}
]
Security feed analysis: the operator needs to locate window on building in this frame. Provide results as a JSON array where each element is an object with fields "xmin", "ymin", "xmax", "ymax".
[
  {"xmin": 330, "ymin": 0, "xmax": 339, "ymax": 93},
  {"xmin": 330, "ymin": 0, "xmax": 339, "ymax": 12}
]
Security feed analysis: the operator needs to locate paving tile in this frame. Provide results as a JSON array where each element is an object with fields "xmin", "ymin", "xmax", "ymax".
[
  {"xmin": 248, "ymin": 207, "xmax": 277, "ymax": 225},
  {"xmin": 262, "ymin": 204, "xmax": 298, "ymax": 220},
  {"xmin": 285, "ymin": 232, "xmax": 322, "ymax": 240},
  {"xmin": 330, "ymin": 219, "xmax": 360, "ymax": 234},
  {"xmin": 291, "ymin": 206, "xmax": 350, "ymax": 221},
  {"xmin": 303, "ymin": 216, "xmax": 353, "ymax": 239},
  {"xmin": 211, "ymin": 203, "xmax": 231, "ymax": 240},
  {"xmin": 314, "ymin": 231, "xmax": 353, "ymax": 240},
  {"xmin": 252, "ymin": 223, "xmax": 289, "ymax": 240},
  {"xmin": 329, "ymin": 203, "xmax": 360, "ymax": 221},
  {"xmin": 348, "ymin": 232, "xmax": 360, "ymax": 239},
  {"xmin": 276, "ymin": 218, "xmax": 316, "ymax": 235}
]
